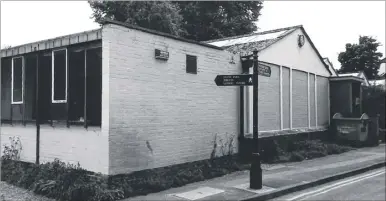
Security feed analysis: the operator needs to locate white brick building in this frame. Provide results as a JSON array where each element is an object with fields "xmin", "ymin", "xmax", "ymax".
[{"xmin": 1, "ymin": 20, "xmax": 334, "ymax": 175}]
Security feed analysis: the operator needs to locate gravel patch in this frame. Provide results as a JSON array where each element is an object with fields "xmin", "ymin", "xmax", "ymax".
[{"xmin": 0, "ymin": 181, "xmax": 55, "ymax": 201}]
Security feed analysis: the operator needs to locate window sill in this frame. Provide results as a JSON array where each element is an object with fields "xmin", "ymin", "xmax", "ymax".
[{"xmin": 1, "ymin": 119, "xmax": 101, "ymax": 129}]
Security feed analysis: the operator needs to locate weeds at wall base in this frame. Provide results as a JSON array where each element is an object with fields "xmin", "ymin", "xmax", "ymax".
[{"xmin": 1, "ymin": 135, "xmax": 355, "ymax": 201}]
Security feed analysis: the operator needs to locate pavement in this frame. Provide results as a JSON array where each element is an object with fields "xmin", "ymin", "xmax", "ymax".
[
  {"xmin": 123, "ymin": 144, "xmax": 386, "ymax": 201},
  {"xmin": 0, "ymin": 144, "xmax": 385, "ymax": 201},
  {"xmin": 274, "ymin": 167, "xmax": 385, "ymax": 201},
  {"xmin": 0, "ymin": 181, "xmax": 54, "ymax": 201}
]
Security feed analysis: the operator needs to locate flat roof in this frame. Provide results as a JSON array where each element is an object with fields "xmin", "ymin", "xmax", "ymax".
[
  {"xmin": 1, "ymin": 19, "xmax": 227, "ymax": 58},
  {"xmin": 329, "ymin": 76, "xmax": 363, "ymax": 83},
  {"xmin": 1, "ymin": 28, "xmax": 102, "ymax": 58}
]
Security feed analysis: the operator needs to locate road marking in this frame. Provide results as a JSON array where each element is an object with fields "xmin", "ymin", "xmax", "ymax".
[
  {"xmin": 286, "ymin": 169, "xmax": 385, "ymax": 201},
  {"xmin": 298, "ymin": 170, "xmax": 385, "ymax": 201},
  {"xmin": 299, "ymin": 171, "xmax": 385, "ymax": 200}
]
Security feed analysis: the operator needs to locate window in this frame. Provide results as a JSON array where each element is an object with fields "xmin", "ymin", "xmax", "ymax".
[
  {"xmin": 52, "ymin": 49, "xmax": 67, "ymax": 103},
  {"xmin": 186, "ymin": 54, "xmax": 197, "ymax": 74},
  {"xmin": 11, "ymin": 57, "xmax": 24, "ymax": 104},
  {"xmin": 1, "ymin": 42, "xmax": 103, "ymax": 126}
]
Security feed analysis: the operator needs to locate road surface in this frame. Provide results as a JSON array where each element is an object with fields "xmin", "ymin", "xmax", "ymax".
[{"xmin": 273, "ymin": 167, "xmax": 386, "ymax": 201}]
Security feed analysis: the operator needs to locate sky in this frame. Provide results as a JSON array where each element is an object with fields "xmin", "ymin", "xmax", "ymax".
[{"xmin": 1, "ymin": 1, "xmax": 385, "ymax": 70}]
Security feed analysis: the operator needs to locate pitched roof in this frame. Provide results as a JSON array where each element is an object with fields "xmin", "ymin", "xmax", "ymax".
[
  {"xmin": 323, "ymin": 57, "xmax": 339, "ymax": 76},
  {"xmin": 204, "ymin": 25, "xmax": 332, "ymax": 76},
  {"xmin": 204, "ymin": 25, "xmax": 301, "ymax": 55}
]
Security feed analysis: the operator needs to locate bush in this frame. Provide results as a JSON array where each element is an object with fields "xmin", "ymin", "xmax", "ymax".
[
  {"xmin": 270, "ymin": 139, "xmax": 354, "ymax": 163},
  {"xmin": 363, "ymin": 86, "xmax": 385, "ymax": 128},
  {"xmin": 289, "ymin": 152, "xmax": 305, "ymax": 162},
  {"xmin": 1, "ymin": 135, "xmax": 354, "ymax": 201},
  {"xmin": 1, "ymin": 158, "xmax": 124, "ymax": 201},
  {"xmin": 1, "ymin": 154, "xmax": 249, "ymax": 201}
]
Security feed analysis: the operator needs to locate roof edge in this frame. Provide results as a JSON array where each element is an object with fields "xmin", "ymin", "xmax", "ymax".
[
  {"xmin": 203, "ymin": 25, "xmax": 303, "ymax": 44},
  {"xmin": 221, "ymin": 27, "xmax": 299, "ymax": 56},
  {"xmin": 338, "ymin": 70, "xmax": 363, "ymax": 76},
  {"xmin": 329, "ymin": 76, "xmax": 364, "ymax": 82},
  {"xmin": 299, "ymin": 26, "xmax": 332, "ymax": 76},
  {"xmin": 100, "ymin": 18, "xmax": 224, "ymax": 51},
  {"xmin": 256, "ymin": 27, "xmax": 299, "ymax": 53},
  {"xmin": 0, "ymin": 28, "xmax": 102, "ymax": 54},
  {"xmin": 323, "ymin": 57, "xmax": 339, "ymax": 76}
]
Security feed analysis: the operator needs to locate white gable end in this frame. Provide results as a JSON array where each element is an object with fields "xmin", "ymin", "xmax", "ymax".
[{"xmin": 259, "ymin": 28, "xmax": 331, "ymax": 77}]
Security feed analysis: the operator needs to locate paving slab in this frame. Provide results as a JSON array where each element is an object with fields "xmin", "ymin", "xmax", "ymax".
[
  {"xmin": 1, "ymin": 145, "xmax": 385, "ymax": 201},
  {"xmin": 123, "ymin": 145, "xmax": 386, "ymax": 201}
]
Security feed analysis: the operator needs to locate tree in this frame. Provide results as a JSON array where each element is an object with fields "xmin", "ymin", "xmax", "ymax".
[
  {"xmin": 88, "ymin": 1, "xmax": 263, "ymax": 41},
  {"xmin": 1, "ymin": 45, "xmax": 12, "ymax": 49},
  {"xmin": 338, "ymin": 36, "xmax": 383, "ymax": 79},
  {"xmin": 175, "ymin": 1, "xmax": 263, "ymax": 41},
  {"xmin": 89, "ymin": 1, "xmax": 186, "ymax": 37}
]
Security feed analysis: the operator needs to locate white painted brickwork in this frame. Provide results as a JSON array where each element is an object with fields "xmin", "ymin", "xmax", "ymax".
[
  {"xmin": 103, "ymin": 24, "xmax": 241, "ymax": 174},
  {"xmin": 292, "ymin": 70, "xmax": 308, "ymax": 128},
  {"xmin": 282, "ymin": 67, "xmax": 291, "ymax": 129},
  {"xmin": 0, "ymin": 125, "xmax": 108, "ymax": 174},
  {"xmin": 257, "ymin": 63, "xmax": 281, "ymax": 131},
  {"xmin": 245, "ymin": 63, "xmax": 281, "ymax": 133},
  {"xmin": 309, "ymin": 74, "xmax": 316, "ymax": 127},
  {"xmin": 0, "ymin": 23, "xmax": 333, "ymax": 175},
  {"xmin": 259, "ymin": 28, "xmax": 331, "ymax": 77}
]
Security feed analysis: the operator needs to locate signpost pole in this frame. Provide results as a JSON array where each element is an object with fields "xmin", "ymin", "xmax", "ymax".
[{"xmin": 250, "ymin": 50, "xmax": 262, "ymax": 189}]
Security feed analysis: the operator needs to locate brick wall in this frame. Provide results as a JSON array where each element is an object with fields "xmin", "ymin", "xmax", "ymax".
[
  {"xmin": 292, "ymin": 70, "xmax": 308, "ymax": 128},
  {"xmin": 0, "ymin": 125, "xmax": 108, "ymax": 174},
  {"xmin": 102, "ymin": 24, "xmax": 241, "ymax": 174},
  {"xmin": 282, "ymin": 67, "xmax": 291, "ymax": 129},
  {"xmin": 257, "ymin": 63, "xmax": 280, "ymax": 131},
  {"xmin": 309, "ymin": 74, "xmax": 316, "ymax": 127},
  {"xmin": 317, "ymin": 76, "xmax": 329, "ymax": 127}
]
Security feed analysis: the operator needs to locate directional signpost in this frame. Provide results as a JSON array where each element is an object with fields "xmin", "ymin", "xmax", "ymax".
[
  {"xmin": 214, "ymin": 50, "xmax": 269, "ymax": 190},
  {"xmin": 214, "ymin": 74, "xmax": 253, "ymax": 86}
]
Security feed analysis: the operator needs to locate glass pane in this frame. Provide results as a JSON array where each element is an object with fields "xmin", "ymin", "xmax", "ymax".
[
  {"xmin": 12, "ymin": 57, "xmax": 23, "ymax": 103},
  {"xmin": 53, "ymin": 50, "xmax": 67, "ymax": 101},
  {"xmin": 186, "ymin": 55, "xmax": 197, "ymax": 74}
]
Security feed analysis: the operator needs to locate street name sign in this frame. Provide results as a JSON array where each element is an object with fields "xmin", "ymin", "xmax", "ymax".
[
  {"xmin": 214, "ymin": 74, "xmax": 253, "ymax": 86},
  {"xmin": 258, "ymin": 65, "xmax": 271, "ymax": 77}
]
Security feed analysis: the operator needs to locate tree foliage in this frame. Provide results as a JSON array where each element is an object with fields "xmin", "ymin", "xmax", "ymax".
[
  {"xmin": 338, "ymin": 36, "xmax": 383, "ymax": 79},
  {"xmin": 89, "ymin": 1, "xmax": 186, "ymax": 36},
  {"xmin": 88, "ymin": 1, "xmax": 263, "ymax": 41}
]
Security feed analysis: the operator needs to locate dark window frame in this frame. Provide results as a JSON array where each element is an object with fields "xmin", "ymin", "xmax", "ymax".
[
  {"xmin": 186, "ymin": 54, "xmax": 197, "ymax": 74},
  {"xmin": 11, "ymin": 56, "xmax": 24, "ymax": 104},
  {"xmin": 51, "ymin": 48, "xmax": 68, "ymax": 103},
  {"xmin": 1, "ymin": 42, "xmax": 103, "ymax": 128}
]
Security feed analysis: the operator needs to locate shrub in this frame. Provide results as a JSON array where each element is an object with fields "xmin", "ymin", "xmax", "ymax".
[
  {"xmin": 1, "ymin": 135, "xmax": 355, "ymax": 201},
  {"xmin": 289, "ymin": 152, "xmax": 305, "ymax": 162},
  {"xmin": 271, "ymin": 139, "xmax": 354, "ymax": 163},
  {"xmin": 2, "ymin": 136, "xmax": 23, "ymax": 161}
]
